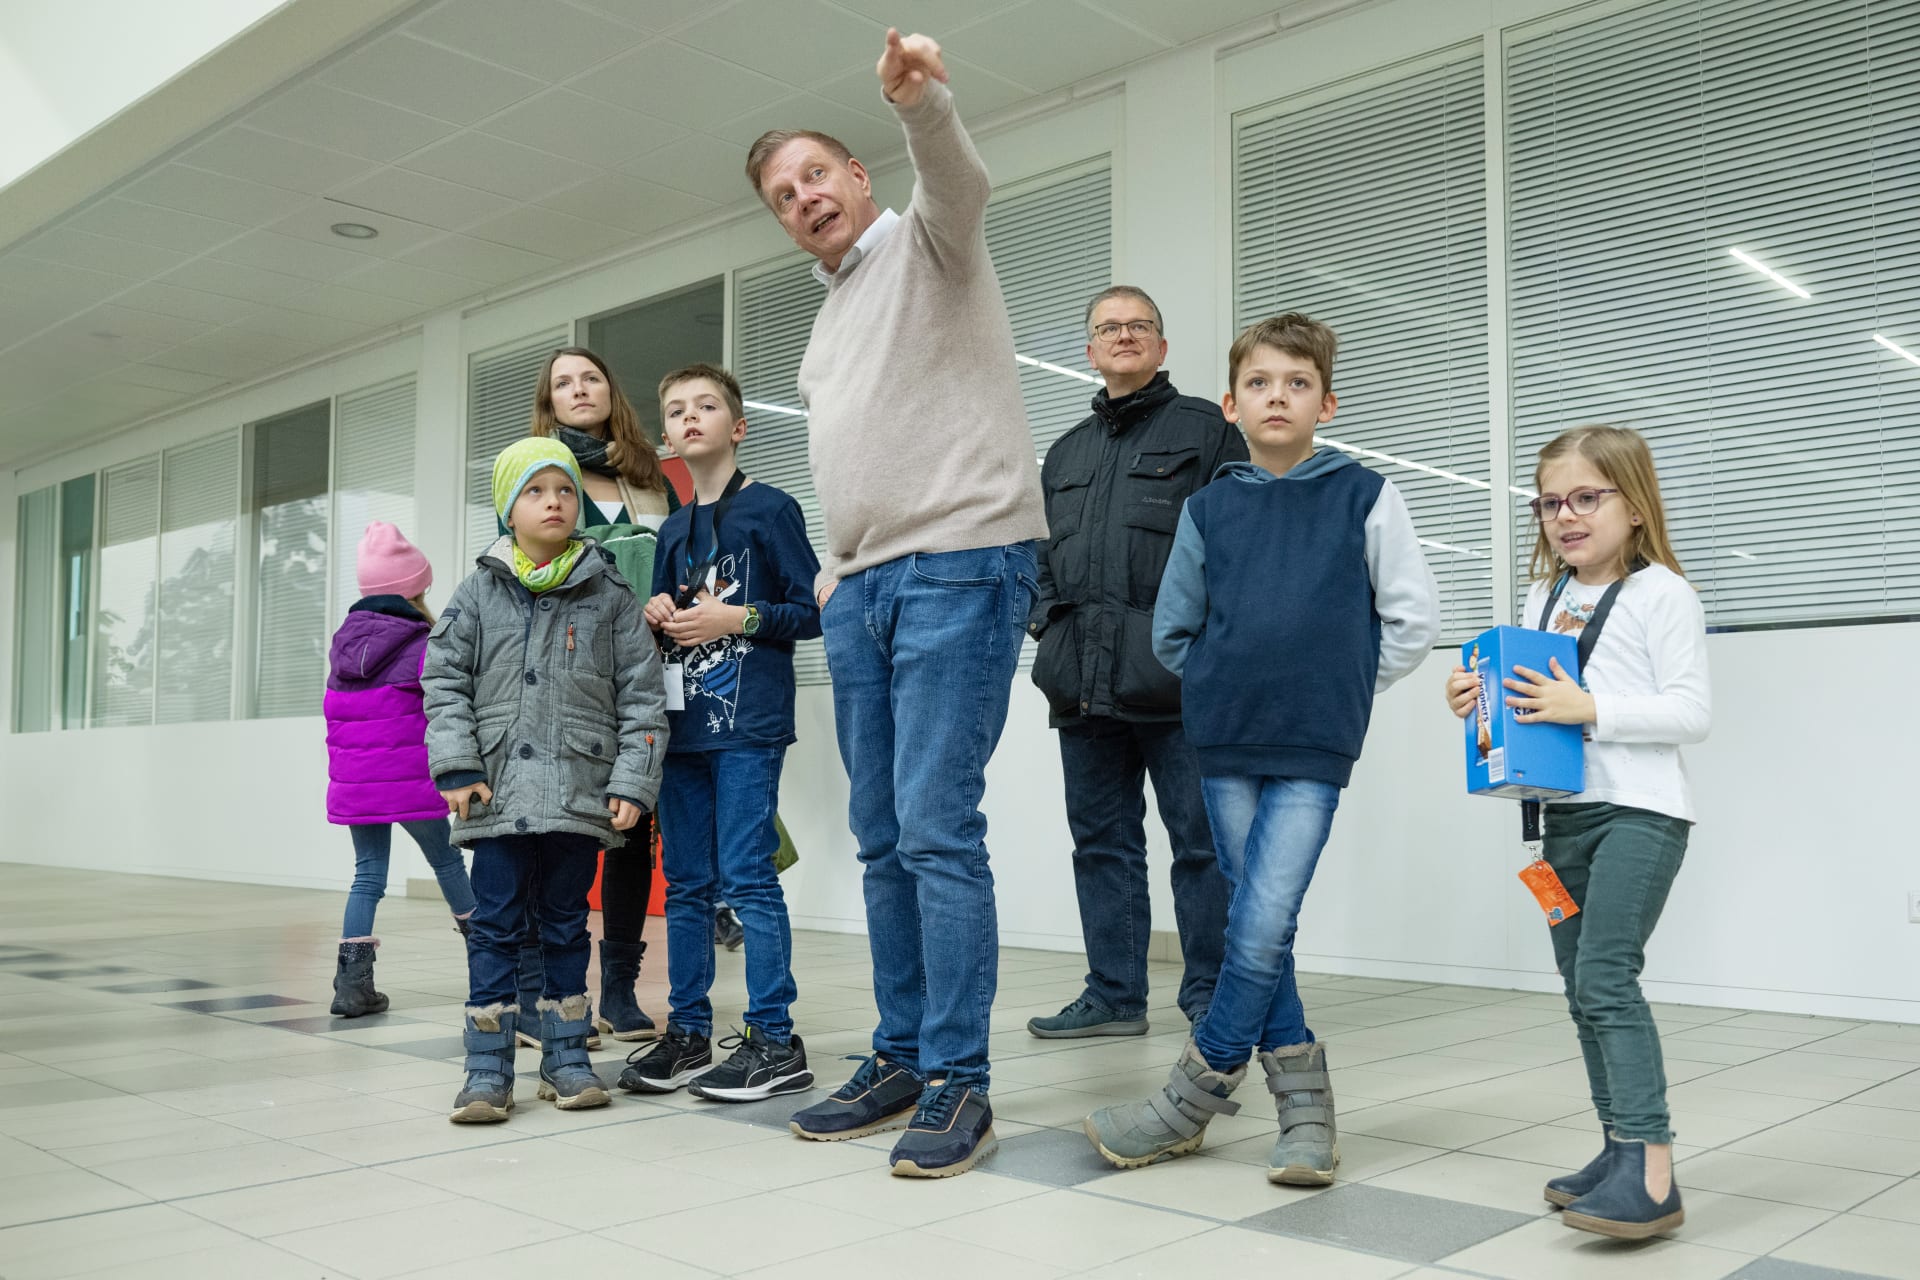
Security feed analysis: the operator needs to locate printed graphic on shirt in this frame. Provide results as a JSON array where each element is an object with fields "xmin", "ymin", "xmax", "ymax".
[
  {"xmin": 1551, "ymin": 597, "xmax": 1596, "ymax": 635},
  {"xmin": 681, "ymin": 547, "xmax": 754, "ymax": 734}
]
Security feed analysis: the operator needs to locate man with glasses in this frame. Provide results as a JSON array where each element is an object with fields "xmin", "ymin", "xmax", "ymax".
[{"xmin": 1026, "ymin": 286, "xmax": 1246, "ymax": 1039}]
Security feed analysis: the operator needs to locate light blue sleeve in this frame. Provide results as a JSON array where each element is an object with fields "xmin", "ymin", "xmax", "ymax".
[{"xmin": 1152, "ymin": 505, "xmax": 1208, "ymax": 677}]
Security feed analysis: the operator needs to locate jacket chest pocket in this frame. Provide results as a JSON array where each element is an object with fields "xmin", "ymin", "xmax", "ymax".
[
  {"xmin": 1120, "ymin": 448, "xmax": 1199, "ymax": 534},
  {"xmin": 1046, "ymin": 464, "xmax": 1095, "ymax": 540}
]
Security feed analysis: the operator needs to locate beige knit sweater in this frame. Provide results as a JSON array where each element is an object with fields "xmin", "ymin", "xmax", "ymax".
[{"xmin": 798, "ymin": 80, "xmax": 1048, "ymax": 593}]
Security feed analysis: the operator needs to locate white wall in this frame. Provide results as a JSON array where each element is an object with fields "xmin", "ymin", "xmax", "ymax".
[{"xmin": 5, "ymin": 0, "xmax": 1918, "ymax": 1022}]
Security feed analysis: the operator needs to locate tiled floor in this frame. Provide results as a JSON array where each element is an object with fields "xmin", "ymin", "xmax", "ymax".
[{"xmin": 2, "ymin": 864, "xmax": 1917, "ymax": 1280}]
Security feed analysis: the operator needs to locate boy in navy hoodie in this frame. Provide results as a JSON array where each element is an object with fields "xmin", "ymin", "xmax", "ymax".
[{"xmin": 1084, "ymin": 313, "xmax": 1438, "ymax": 1185}]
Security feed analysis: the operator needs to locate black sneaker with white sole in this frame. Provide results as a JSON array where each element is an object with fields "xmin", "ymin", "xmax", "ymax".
[
  {"xmin": 687, "ymin": 1028, "xmax": 813, "ymax": 1102},
  {"xmin": 616, "ymin": 1024, "xmax": 711, "ymax": 1094}
]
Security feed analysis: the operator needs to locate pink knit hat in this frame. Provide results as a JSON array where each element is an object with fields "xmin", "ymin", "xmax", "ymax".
[{"xmin": 356, "ymin": 521, "xmax": 433, "ymax": 599}]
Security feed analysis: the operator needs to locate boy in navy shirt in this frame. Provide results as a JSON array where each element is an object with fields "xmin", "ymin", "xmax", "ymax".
[
  {"xmin": 620, "ymin": 363, "xmax": 823, "ymax": 1102},
  {"xmin": 1085, "ymin": 314, "xmax": 1439, "ymax": 1183}
]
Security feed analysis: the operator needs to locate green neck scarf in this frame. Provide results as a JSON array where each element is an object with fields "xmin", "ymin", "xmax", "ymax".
[{"xmin": 512, "ymin": 539, "xmax": 585, "ymax": 593}]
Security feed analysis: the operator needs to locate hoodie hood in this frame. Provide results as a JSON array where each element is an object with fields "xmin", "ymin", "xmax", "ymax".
[
  {"xmin": 328, "ymin": 608, "xmax": 429, "ymax": 689},
  {"xmin": 1214, "ymin": 447, "xmax": 1356, "ymax": 486}
]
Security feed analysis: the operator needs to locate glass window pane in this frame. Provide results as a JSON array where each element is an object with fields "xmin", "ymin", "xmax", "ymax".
[
  {"xmin": 585, "ymin": 279, "xmax": 726, "ymax": 447},
  {"xmin": 92, "ymin": 457, "xmax": 161, "ymax": 728},
  {"xmin": 12, "ymin": 485, "xmax": 57, "ymax": 733},
  {"xmin": 331, "ymin": 377, "xmax": 417, "ymax": 624},
  {"xmin": 251, "ymin": 402, "xmax": 330, "ymax": 718},
  {"xmin": 157, "ymin": 432, "xmax": 239, "ymax": 724},
  {"xmin": 59, "ymin": 475, "xmax": 94, "ymax": 729}
]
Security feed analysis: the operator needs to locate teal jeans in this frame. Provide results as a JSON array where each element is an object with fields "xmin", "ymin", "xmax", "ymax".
[{"xmin": 1543, "ymin": 802, "xmax": 1689, "ymax": 1143}]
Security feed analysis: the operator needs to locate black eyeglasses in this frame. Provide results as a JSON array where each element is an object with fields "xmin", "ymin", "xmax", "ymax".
[
  {"xmin": 1091, "ymin": 320, "xmax": 1160, "ymax": 342},
  {"xmin": 1529, "ymin": 488, "xmax": 1620, "ymax": 520}
]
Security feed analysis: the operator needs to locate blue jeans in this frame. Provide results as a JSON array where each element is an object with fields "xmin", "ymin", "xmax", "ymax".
[
  {"xmin": 1544, "ymin": 802, "xmax": 1690, "ymax": 1143},
  {"xmin": 823, "ymin": 543, "xmax": 1037, "ymax": 1091},
  {"xmin": 466, "ymin": 833, "xmax": 601, "ymax": 1008},
  {"xmin": 1192, "ymin": 775, "xmax": 1340, "ymax": 1072},
  {"xmin": 659, "ymin": 746, "xmax": 797, "ymax": 1039},
  {"xmin": 343, "ymin": 819, "xmax": 475, "ymax": 939},
  {"xmin": 1059, "ymin": 717, "xmax": 1227, "ymax": 1021}
]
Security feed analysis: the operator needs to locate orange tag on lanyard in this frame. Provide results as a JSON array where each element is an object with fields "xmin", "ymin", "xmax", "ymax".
[{"xmin": 1519, "ymin": 858, "xmax": 1579, "ymax": 925}]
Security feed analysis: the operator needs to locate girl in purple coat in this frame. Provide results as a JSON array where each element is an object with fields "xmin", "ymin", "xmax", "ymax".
[{"xmin": 325, "ymin": 522, "xmax": 476, "ymax": 1016}]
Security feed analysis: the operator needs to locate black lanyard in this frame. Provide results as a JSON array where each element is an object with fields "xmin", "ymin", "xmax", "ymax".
[{"xmin": 676, "ymin": 469, "xmax": 745, "ymax": 609}]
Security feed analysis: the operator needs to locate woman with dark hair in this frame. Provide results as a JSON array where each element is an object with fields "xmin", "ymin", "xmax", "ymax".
[{"xmin": 509, "ymin": 346, "xmax": 679, "ymax": 1046}]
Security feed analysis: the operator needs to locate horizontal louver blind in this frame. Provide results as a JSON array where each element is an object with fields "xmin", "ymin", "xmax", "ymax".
[
  {"xmin": 1507, "ymin": 0, "xmax": 1920, "ymax": 623},
  {"xmin": 467, "ymin": 330, "xmax": 568, "ymax": 561},
  {"xmin": 92, "ymin": 456, "xmax": 161, "ymax": 727},
  {"xmin": 734, "ymin": 257, "xmax": 830, "ymax": 684},
  {"xmin": 733, "ymin": 164, "xmax": 1116, "ymax": 685},
  {"xmin": 334, "ymin": 377, "xmax": 418, "ymax": 624},
  {"xmin": 252, "ymin": 404, "xmax": 331, "ymax": 719},
  {"xmin": 13, "ymin": 486, "xmax": 57, "ymax": 733},
  {"xmin": 1235, "ymin": 54, "xmax": 1492, "ymax": 640},
  {"xmin": 156, "ymin": 431, "xmax": 238, "ymax": 724}
]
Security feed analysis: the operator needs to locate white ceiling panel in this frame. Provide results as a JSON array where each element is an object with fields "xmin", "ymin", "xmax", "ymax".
[
  {"xmin": 1086, "ymin": 0, "xmax": 1289, "ymax": 44},
  {"xmin": 809, "ymin": 66, "xmax": 903, "ymax": 121},
  {"xmin": 159, "ymin": 256, "xmax": 320, "ymax": 306},
  {"xmin": 566, "ymin": 0, "xmax": 714, "ymax": 31},
  {"xmin": 712, "ymin": 92, "xmax": 906, "ymax": 162},
  {"xmin": 246, "ymin": 81, "xmax": 460, "ymax": 163},
  {"xmin": 400, "ymin": 131, "xmax": 602, "ymax": 203},
  {"xmin": 462, "ymin": 204, "xmax": 633, "ymax": 259},
  {"xmin": 146, "ymin": 337, "xmax": 287, "ymax": 381},
  {"xmin": 326, "ymin": 167, "xmax": 518, "ymax": 233},
  {"xmin": 675, "ymin": 0, "xmax": 880, "ymax": 83},
  {"xmin": 939, "ymin": 55, "xmax": 1043, "ymax": 118},
  {"xmin": 393, "ymin": 233, "xmax": 562, "ymax": 285},
  {"xmin": 208, "ymin": 230, "xmax": 384, "ymax": 285},
  {"xmin": 320, "ymin": 32, "xmax": 547, "ymax": 126},
  {"xmin": 621, "ymin": 133, "xmax": 752, "ymax": 205},
  {"xmin": 65, "ymin": 200, "xmax": 251, "ymax": 257},
  {"xmin": 0, "ymin": 257, "xmax": 135, "ymax": 306},
  {"xmin": 480, "ymin": 89, "xmax": 688, "ymax": 167},
  {"xmin": 334, "ymin": 259, "xmax": 485, "ymax": 309},
  {"xmin": 17, "ymin": 227, "xmax": 192, "ymax": 280},
  {"xmin": 73, "ymin": 304, "xmax": 215, "ymax": 349},
  {"xmin": 827, "ymin": 0, "xmax": 1028, "ymax": 33},
  {"xmin": 268, "ymin": 199, "xmax": 447, "ymax": 260},
  {"xmin": 276, "ymin": 283, "xmax": 421, "ymax": 328},
  {"xmin": 110, "ymin": 364, "xmax": 233, "ymax": 395},
  {"xmin": 943, "ymin": 0, "xmax": 1169, "ymax": 95},
  {"xmin": 60, "ymin": 380, "xmax": 186, "ymax": 417},
  {"xmin": 118, "ymin": 163, "xmax": 313, "ymax": 226},
  {"xmin": 571, "ymin": 43, "xmax": 789, "ymax": 130},
  {"xmin": 183, "ymin": 127, "xmax": 380, "ymax": 198},
  {"xmin": 408, "ymin": 0, "xmax": 651, "ymax": 83},
  {"xmin": 537, "ymin": 172, "xmax": 715, "ymax": 236},
  {"xmin": 111, "ymin": 281, "xmax": 257, "ymax": 325},
  {"xmin": 238, "ymin": 305, "xmax": 381, "ymax": 348}
]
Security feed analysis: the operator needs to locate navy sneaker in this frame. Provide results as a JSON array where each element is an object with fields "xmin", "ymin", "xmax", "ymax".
[
  {"xmin": 788, "ymin": 1053, "xmax": 922, "ymax": 1141},
  {"xmin": 1027, "ymin": 993, "xmax": 1148, "ymax": 1039},
  {"xmin": 889, "ymin": 1081, "xmax": 996, "ymax": 1178},
  {"xmin": 689, "ymin": 1028, "xmax": 813, "ymax": 1102}
]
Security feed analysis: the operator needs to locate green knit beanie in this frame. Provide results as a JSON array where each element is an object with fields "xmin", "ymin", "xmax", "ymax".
[{"xmin": 493, "ymin": 437, "xmax": 583, "ymax": 524}]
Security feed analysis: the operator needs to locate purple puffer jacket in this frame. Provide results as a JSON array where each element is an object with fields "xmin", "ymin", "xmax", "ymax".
[{"xmin": 325, "ymin": 597, "xmax": 446, "ymax": 825}]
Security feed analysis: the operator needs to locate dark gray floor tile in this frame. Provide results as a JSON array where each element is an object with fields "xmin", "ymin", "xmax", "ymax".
[
  {"xmin": 96, "ymin": 978, "xmax": 219, "ymax": 993},
  {"xmin": 20, "ymin": 966, "xmax": 136, "ymax": 980},
  {"xmin": 366, "ymin": 1035, "xmax": 467, "ymax": 1060},
  {"xmin": 165, "ymin": 994, "xmax": 309, "ymax": 1013},
  {"xmin": 258, "ymin": 1012, "xmax": 423, "ymax": 1033},
  {"xmin": 691, "ymin": 1087, "xmax": 828, "ymax": 1129},
  {"xmin": 1728, "ymin": 1260, "xmax": 1894, "ymax": 1280},
  {"xmin": 981, "ymin": 1126, "xmax": 1114, "ymax": 1187},
  {"xmin": 0, "ymin": 952, "xmax": 69, "ymax": 966},
  {"xmin": 1240, "ymin": 1182, "xmax": 1534, "ymax": 1264}
]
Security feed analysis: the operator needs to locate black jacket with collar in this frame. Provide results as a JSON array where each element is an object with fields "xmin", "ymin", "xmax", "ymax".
[{"xmin": 1028, "ymin": 372, "xmax": 1248, "ymax": 726}]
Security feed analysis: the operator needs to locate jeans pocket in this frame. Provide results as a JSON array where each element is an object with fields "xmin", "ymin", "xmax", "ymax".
[{"xmin": 910, "ymin": 547, "xmax": 1003, "ymax": 587}]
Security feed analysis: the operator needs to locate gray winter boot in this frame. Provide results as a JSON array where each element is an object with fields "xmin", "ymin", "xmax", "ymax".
[
  {"xmin": 450, "ymin": 1003, "xmax": 517, "ymax": 1123},
  {"xmin": 536, "ymin": 995, "xmax": 610, "ymax": 1110},
  {"xmin": 1084, "ymin": 1040, "xmax": 1245, "ymax": 1169},
  {"xmin": 516, "ymin": 945, "xmax": 600, "ymax": 1049},
  {"xmin": 330, "ymin": 939, "xmax": 388, "ymax": 1017},
  {"xmin": 1260, "ymin": 1041, "xmax": 1338, "ymax": 1185}
]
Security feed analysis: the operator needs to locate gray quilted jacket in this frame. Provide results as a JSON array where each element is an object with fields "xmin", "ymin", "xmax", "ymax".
[{"xmin": 423, "ymin": 536, "xmax": 667, "ymax": 849}]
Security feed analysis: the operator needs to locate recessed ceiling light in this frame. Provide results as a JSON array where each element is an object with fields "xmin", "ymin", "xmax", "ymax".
[{"xmin": 330, "ymin": 222, "xmax": 379, "ymax": 240}]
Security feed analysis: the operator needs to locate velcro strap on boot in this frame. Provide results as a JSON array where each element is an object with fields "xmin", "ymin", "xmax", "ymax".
[
  {"xmin": 1148, "ymin": 1062, "xmax": 1242, "ymax": 1136},
  {"xmin": 462, "ymin": 1055, "xmax": 511, "ymax": 1077},
  {"xmin": 1265, "ymin": 1067, "xmax": 1330, "ymax": 1096},
  {"xmin": 464, "ymin": 1027, "xmax": 513, "ymax": 1053},
  {"xmin": 544, "ymin": 1040, "xmax": 594, "ymax": 1070},
  {"xmin": 1277, "ymin": 1103, "xmax": 1333, "ymax": 1131}
]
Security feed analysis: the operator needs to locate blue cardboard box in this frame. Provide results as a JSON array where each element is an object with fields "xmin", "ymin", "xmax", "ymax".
[{"xmin": 1463, "ymin": 625, "xmax": 1586, "ymax": 800}]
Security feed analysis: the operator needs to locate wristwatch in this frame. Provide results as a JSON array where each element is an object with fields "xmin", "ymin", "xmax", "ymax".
[{"xmin": 742, "ymin": 604, "xmax": 761, "ymax": 636}]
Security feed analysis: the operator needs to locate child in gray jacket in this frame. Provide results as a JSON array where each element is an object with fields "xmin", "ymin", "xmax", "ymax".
[{"xmin": 426, "ymin": 437, "xmax": 668, "ymax": 1123}]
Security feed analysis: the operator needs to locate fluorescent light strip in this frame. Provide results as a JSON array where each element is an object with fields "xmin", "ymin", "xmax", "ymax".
[
  {"xmin": 1418, "ymin": 537, "xmax": 1488, "ymax": 558},
  {"xmin": 1313, "ymin": 434, "xmax": 1488, "ymax": 490},
  {"xmin": 1728, "ymin": 247, "xmax": 1811, "ymax": 300},
  {"xmin": 1873, "ymin": 333, "xmax": 1920, "ymax": 369},
  {"xmin": 1015, "ymin": 353, "xmax": 1102, "ymax": 385},
  {"xmin": 743, "ymin": 398, "xmax": 808, "ymax": 418},
  {"xmin": 1725, "ymin": 549, "xmax": 1758, "ymax": 561}
]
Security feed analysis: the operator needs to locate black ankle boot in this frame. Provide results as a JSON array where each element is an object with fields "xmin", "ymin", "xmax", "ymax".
[
  {"xmin": 330, "ymin": 940, "xmax": 388, "ymax": 1017},
  {"xmin": 594, "ymin": 939, "xmax": 657, "ymax": 1041}
]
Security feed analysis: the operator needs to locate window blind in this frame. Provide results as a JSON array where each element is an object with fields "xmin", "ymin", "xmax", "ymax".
[
  {"xmin": 466, "ymin": 330, "xmax": 569, "ymax": 561},
  {"xmin": 91, "ymin": 456, "xmax": 161, "ymax": 728},
  {"xmin": 333, "ymin": 376, "xmax": 418, "ymax": 624},
  {"xmin": 1507, "ymin": 0, "xmax": 1920, "ymax": 623},
  {"xmin": 156, "ymin": 430, "xmax": 239, "ymax": 724},
  {"xmin": 733, "ymin": 163, "xmax": 1116, "ymax": 685},
  {"xmin": 1234, "ymin": 52, "xmax": 1492, "ymax": 640},
  {"xmin": 251, "ymin": 402, "xmax": 331, "ymax": 718}
]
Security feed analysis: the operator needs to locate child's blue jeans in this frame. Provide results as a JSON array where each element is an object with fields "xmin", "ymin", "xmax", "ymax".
[
  {"xmin": 1192, "ymin": 775, "xmax": 1341, "ymax": 1072},
  {"xmin": 343, "ymin": 819, "xmax": 475, "ymax": 939},
  {"xmin": 465, "ymin": 832, "xmax": 601, "ymax": 1008},
  {"xmin": 659, "ymin": 746, "xmax": 797, "ymax": 1039}
]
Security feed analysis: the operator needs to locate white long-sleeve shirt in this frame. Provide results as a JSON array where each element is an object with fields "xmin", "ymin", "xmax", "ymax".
[{"xmin": 1528, "ymin": 563, "xmax": 1711, "ymax": 823}]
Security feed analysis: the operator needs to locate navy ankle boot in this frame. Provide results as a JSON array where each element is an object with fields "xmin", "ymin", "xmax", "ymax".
[
  {"xmin": 1546, "ymin": 1130, "xmax": 1623, "ymax": 1208},
  {"xmin": 1563, "ymin": 1137, "xmax": 1683, "ymax": 1239}
]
